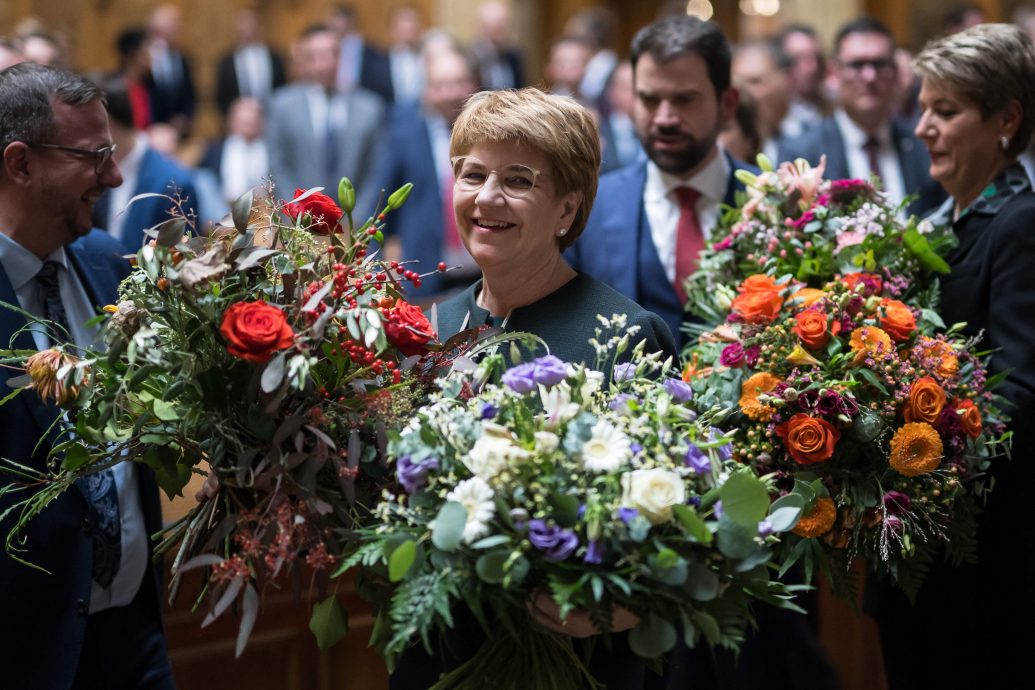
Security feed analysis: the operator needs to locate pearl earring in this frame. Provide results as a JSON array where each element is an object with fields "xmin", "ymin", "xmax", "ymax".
[
  {"xmin": 1001, "ymin": 135, "xmax": 1010, "ymax": 151},
  {"xmin": 557, "ymin": 227, "xmax": 568, "ymax": 237}
]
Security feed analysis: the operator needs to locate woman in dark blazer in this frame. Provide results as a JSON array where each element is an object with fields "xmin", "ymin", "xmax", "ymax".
[{"xmin": 872, "ymin": 24, "xmax": 1035, "ymax": 690}]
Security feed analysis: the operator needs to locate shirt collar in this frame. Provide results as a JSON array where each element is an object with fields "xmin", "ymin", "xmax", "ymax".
[
  {"xmin": 958, "ymin": 162, "xmax": 1031, "ymax": 219},
  {"xmin": 0, "ymin": 232, "xmax": 69, "ymax": 292},
  {"xmin": 834, "ymin": 108, "xmax": 891, "ymax": 149},
  {"xmin": 644, "ymin": 144, "xmax": 729, "ymax": 203}
]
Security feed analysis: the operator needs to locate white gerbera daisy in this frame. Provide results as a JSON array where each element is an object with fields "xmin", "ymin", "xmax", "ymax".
[
  {"xmin": 446, "ymin": 476, "xmax": 496, "ymax": 543},
  {"xmin": 581, "ymin": 420, "xmax": 632, "ymax": 473}
]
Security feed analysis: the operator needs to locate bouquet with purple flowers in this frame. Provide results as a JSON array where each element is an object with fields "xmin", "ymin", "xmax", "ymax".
[{"xmin": 339, "ymin": 323, "xmax": 804, "ymax": 689}]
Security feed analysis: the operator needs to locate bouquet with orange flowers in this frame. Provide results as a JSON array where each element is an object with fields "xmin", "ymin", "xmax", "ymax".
[
  {"xmin": 684, "ymin": 272, "xmax": 1010, "ymax": 599},
  {"xmin": 684, "ymin": 156, "xmax": 956, "ymax": 324},
  {"xmin": 0, "ymin": 180, "xmax": 481, "ymax": 652}
]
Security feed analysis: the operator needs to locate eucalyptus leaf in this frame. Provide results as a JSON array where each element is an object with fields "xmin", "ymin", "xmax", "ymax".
[
  {"xmin": 475, "ymin": 552, "xmax": 509, "ymax": 584},
  {"xmin": 309, "ymin": 595, "xmax": 348, "ymax": 650},
  {"xmin": 719, "ymin": 472, "xmax": 770, "ymax": 526},
  {"xmin": 629, "ymin": 615, "xmax": 677, "ymax": 658},
  {"xmin": 431, "ymin": 501, "xmax": 467, "ymax": 552},
  {"xmin": 767, "ymin": 505, "xmax": 803, "ymax": 533},
  {"xmin": 261, "ymin": 353, "xmax": 286, "ymax": 394},
  {"xmin": 685, "ymin": 563, "xmax": 720, "ymax": 602},
  {"xmin": 232, "ymin": 189, "xmax": 254, "ymax": 232},
  {"xmin": 672, "ymin": 504, "xmax": 713, "ymax": 545},
  {"xmin": 716, "ymin": 514, "xmax": 757, "ymax": 560}
]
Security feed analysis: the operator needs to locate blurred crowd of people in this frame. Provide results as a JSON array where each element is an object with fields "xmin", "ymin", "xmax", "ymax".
[{"xmin": 3, "ymin": 1, "xmax": 1035, "ymax": 301}]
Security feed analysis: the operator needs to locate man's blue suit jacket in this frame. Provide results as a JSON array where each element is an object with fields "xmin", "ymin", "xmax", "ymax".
[
  {"xmin": 372, "ymin": 106, "xmax": 453, "ymax": 298},
  {"xmin": 0, "ymin": 231, "xmax": 164, "ymax": 690},
  {"xmin": 94, "ymin": 146, "xmax": 198, "ymax": 253},
  {"xmin": 566, "ymin": 154, "xmax": 755, "ymax": 345},
  {"xmin": 777, "ymin": 115, "xmax": 946, "ymax": 216}
]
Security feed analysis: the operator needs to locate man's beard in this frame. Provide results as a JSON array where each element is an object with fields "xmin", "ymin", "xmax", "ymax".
[{"xmin": 640, "ymin": 127, "xmax": 716, "ymax": 175}]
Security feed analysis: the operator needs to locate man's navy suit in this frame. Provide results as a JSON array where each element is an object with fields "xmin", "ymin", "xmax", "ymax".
[
  {"xmin": 92, "ymin": 146, "xmax": 198, "ymax": 253},
  {"xmin": 777, "ymin": 116, "xmax": 946, "ymax": 216},
  {"xmin": 566, "ymin": 154, "xmax": 753, "ymax": 346},
  {"xmin": 0, "ymin": 230, "xmax": 167, "ymax": 690},
  {"xmin": 371, "ymin": 105, "xmax": 468, "ymax": 298}
]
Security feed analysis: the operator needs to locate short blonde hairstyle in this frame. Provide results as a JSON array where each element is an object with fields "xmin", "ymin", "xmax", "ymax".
[
  {"xmin": 913, "ymin": 23, "xmax": 1035, "ymax": 157},
  {"xmin": 450, "ymin": 88, "xmax": 601, "ymax": 250}
]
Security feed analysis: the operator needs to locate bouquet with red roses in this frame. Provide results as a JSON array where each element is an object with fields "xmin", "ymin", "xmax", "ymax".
[{"xmin": 0, "ymin": 180, "xmax": 465, "ymax": 652}]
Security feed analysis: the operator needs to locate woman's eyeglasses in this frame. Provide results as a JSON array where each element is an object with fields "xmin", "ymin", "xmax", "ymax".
[
  {"xmin": 451, "ymin": 155, "xmax": 542, "ymax": 199},
  {"xmin": 27, "ymin": 142, "xmax": 118, "ymax": 174}
]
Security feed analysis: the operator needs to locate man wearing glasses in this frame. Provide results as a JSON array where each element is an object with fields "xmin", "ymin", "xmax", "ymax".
[
  {"xmin": 0, "ymin": 63, "xmax": 174, "ymax": 690},
  {"xmin": 778, "ymin": 17, "xmax": 944, "ymax": 216}
]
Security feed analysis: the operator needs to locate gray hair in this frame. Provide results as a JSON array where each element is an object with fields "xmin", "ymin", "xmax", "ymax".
[
  {"xmin": 0, "ymin": 62, "xmax": 105, "ymax": 156},
  {"xmin": 913, "ymin": 23, "xmax": 1035, "ymax": 156}
]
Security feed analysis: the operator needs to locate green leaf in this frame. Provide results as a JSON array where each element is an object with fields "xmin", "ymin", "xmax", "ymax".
[
  {"xmin": 629, "ymin": 615, "xmax": 677, "ymax": 658},
  {"xmin": 431, "ymin": 501, "xmax": 467, "ymax": 552},
  {"xmin": 470, "ymin": 534, "xmax": 510, "ymax": 549},
  {"xmin": 903, "ymin": 227, "xmax": 951, "ymax": 273},
  {"xmin": 475, "ymin": 552, "xmax": 508, "ymax": 584},
  {"xmin": 716, "ymin": 514, "xmax": 757, "ymax": 559},
  {"xmin": 309, "ymin": 595, "xmax": 348, "ymax": 650},
  {"xmin": 672, "ymin": 504, "xmax": 713, "ymax": 544},
  {"xmin": 261, "ymin": 353, "xmax": 286, "ymax": 394},
  {"xmin": 152, "ymin": 399, "xmax": 179, "ymax": 422},
  {"xmin": 62, "ymin": 443, "xmax": 90, "ymax": 472},
  {"xmin": 767, "ymin": 505, "xmax": 803, "ymax": 533},
  {"xmin": 232, "ymin": 189, "xmax": 254, "ymax": 232},
  {"xmin": 719, "ymin": 472, "xmax": 770, "ymax": 526},
  {"xmin": 694, "ymin": 611, "xmax": 721, "ymax": 645},
  {"xmin": 685, "ymin": 563, "xmax": 720, "ymax": 602},
  {"xmin": 388, "ymin": 540, "xmax": 417, "ymax": 582},
  {"xmin": 857, "ymin": 367, "xmax": 889, "ymax": 395},
  {"xmin": 549, "ymin": 493, "xmax": 580, "ymax": 527}
]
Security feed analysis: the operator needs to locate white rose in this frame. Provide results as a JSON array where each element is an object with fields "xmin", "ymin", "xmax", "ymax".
[
  {"xmin": 464, "ymin": 427, "xmax": 530, "ymax": 480},
  {"xmin": 620, "ymin": 468, "xmax": 686, "ymax": 525},
  {"xmin": 534, "ymin": 431, "xmax": 559, "ymax": 454}
]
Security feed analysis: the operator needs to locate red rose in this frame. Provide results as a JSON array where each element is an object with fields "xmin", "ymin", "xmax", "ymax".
[
  {"xmin": 775, "ymin": 413, "xmax": 840, "ymax": 465},
  {"xmin": 283, "ymin": 189, "xmax": 344, "ymax": 234},
  {"xmin": 384, "ymin": 299, "xmax": 436, "ymax": 356},
  {"xmin": 220, "ymin": 301, "xmax": 295, "ymax": 363}
]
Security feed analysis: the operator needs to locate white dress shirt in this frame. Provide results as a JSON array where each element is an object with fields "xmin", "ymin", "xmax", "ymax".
[
  {"xmin": 0, "ymin": 233, "xmax": 149, "ymax": 614},
  {"xmin": 834, "ymin": 109, "xmax": 906, "ymax": 206},
  {"xmin": 233, "ymin": 43, "xmax": 274, "ymax": 100},
  {"xmin": 220, "ymin": 135, "xmax": 269, "ymax": 202},
  {"xmin": 644, "ymin": 147, "xmax": 730, "ymax": 283}
]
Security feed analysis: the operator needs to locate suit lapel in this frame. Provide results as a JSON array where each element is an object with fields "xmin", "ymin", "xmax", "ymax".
[{"xmin": 825, "ymin": 120, "xmax": 851, "ymax": 179}]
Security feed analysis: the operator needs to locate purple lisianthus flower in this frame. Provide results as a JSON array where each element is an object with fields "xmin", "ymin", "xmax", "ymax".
[
  {"xmin": 527, "ymin": 519, "xmax": 579, "ymax": 561},
  {"xmin": 396, "ymin": 455, "xmax": 439, "ymax": 494},
  {"xmin": 720, "ymin": 343, "xmax": 746, "ymax": 368},
  {"xmin": 480, "ymin": 402, "xmax": 498, "ymax": 420},
  {"xmin": 685, "ymin": 444, "xmax": 711, "ymax": 473},
  {"xmin": 532, "ymin": 355, "xmax": 568, "ymax": 386},
  {"xmin": 617, "ymin": 507, "xmax": 639, "ymax": 524},
  {"xmin": 584, "ymin": 539, "xmax": 605, "ymax": 565},
  {"xmin": 757, "ymin": 519, "xmax": 774, "ymax": 537},
  {"xmin": 502, "ymin": 362, "xmax": 537, "ymax": 393},
  {"xmin": 883, "ymin": 491, "xmax": 912, "ymax": 516},
  {"xmin": 663, "ymin": 378, "xmax": 694, "ymax": 403},
  {"xmin": 688, "ymin": 495, "xmax": 702, "ymax": 507},
  {"xmin": 609, "ymin": 393, "xmax": 637, "ymax": 414},
  {"xmin": 630, "ymin": 442, "xmax": 643, "ymax": 456},
  {"xmin": 614, "ymin": 362, "xmax": 636, "ymax": 382},
  {"xmin": 709, "ymin": 428, "xmax": 734, "ymax": 461}
]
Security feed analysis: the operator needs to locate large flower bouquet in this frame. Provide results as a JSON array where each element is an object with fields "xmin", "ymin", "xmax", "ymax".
[
  {"xmin": 684, "ymin": 156, "xmax": 956, "ymax": 324},
  {"xmin": 341, "ymin": 320, "xmax": 805, "ymax": 689},
  {"xmin": 1, "ymin": 181, "xmax": 454, "ymax": 652},
  {"xmin": 682, "ymin": 162, "xmax": 1011, "ymax": 598}
]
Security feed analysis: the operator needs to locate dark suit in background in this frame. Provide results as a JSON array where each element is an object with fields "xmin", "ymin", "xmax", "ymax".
[
  {"xmin": 92, "ymin": 145, "xmax": 198, "ymax": 252},
  {"xmin": 777, "ymin": 116, "xmax": 945, "ymax": 216},
  {"xmin": 147, "ymin": 48, "xmax": 195, "ymax": 129},
  {"xmin": 0, "ymin": 231, "xmax": 169, "ymax": 690},
  {"xmin": 214, "ymin": 44, "xmax": 286, "ymax": 115}
]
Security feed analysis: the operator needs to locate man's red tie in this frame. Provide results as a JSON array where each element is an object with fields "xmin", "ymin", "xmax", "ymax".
[{"xmin": 673, "ymin": 186, "xmax": 703, "ymax": 304}]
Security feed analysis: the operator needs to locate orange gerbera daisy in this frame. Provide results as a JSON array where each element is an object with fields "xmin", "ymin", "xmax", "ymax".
[
  {"xmin": 739, "ymin": 372, "xmax": 781, "ymax": 421},
  {"xmin": 889, "ymin": 422, "xmax": 943, "ymax": 476},
  {"xmin": 792, "ymin": 497, "xmax": 836, "ymax": 538}
]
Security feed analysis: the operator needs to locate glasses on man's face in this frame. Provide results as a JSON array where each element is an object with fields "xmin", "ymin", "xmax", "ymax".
[
  {"xmin": 838, "ymin": 58, "xmax": 896, "ymax": 77},
  {"xmin": 451, "ymin": 155, "xmax": 542, "ymax": 199},
  {"xmin": 27, "ymin": 142, "xmax": 118, "ymax": 174}
]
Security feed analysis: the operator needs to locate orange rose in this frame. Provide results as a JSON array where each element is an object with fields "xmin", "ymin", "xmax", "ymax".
[
  {"xmin": 793, "ymin": 310, "xmax": 830, "ymax": 349},
  {"xmin": 956, "ymin": 399, "xmax": 983, "ymax": 438},
  {"xmin": 903, "ymin": 377, "xmax": 946, "ymax": 424},
  {"xmin": 732, "ymin": 274, "xmax": 785, "ymax": 324},
  {"xmin": 792, "ymin": 497, "xmax": 837, "ymax": 538},
  {"xmin": 879, "ymin": 299, "xmax": 916, "ymax": 342},
  {"xmin": 739, "ymin": 372, "xmax": 781, "ymax": 421},
  {"xmin": 775, "ymin": 413, "xmax": 840, "ymax": 465},
  {"xmin": 790, "ymin": 288, "xmax": 827, "ymax": 307}
]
